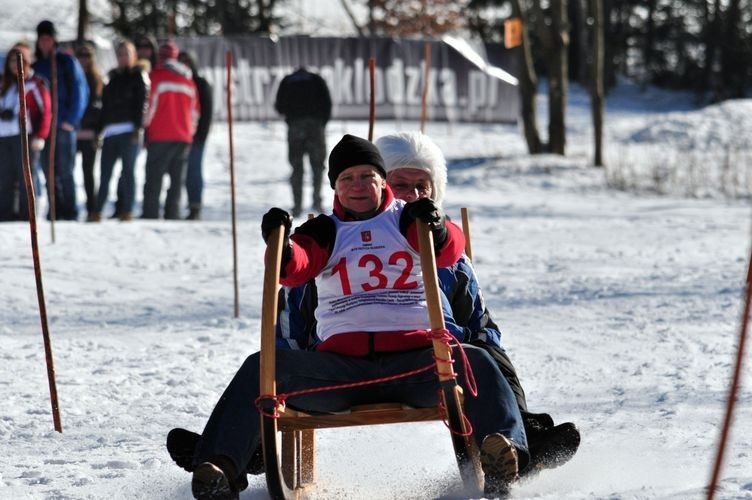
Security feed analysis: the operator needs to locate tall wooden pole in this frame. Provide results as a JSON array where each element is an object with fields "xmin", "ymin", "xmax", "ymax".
[
  {"xmin": 368, "ymin": 57, "xmax": 375, "ymax": 141},
  {"xmin": 707, "ymin": 240, "xmax": 752, "ymax": 499},
  {"xmin": 420, "ymin": 42, "xmax": 431, "ymax": 134},
  {"xmin": 226, "ymin": 51, "xmax": 239, "ymax": 318},
  {"xmin": 16, "ymin": 52, "xmax": 62, "ymax": 433}
]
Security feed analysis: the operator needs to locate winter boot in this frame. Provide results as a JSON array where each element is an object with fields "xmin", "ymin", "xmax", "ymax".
[
  {"xmin": 480, "ymin": 433, "xmax": 519, "ymax": 497},
  {"xmin": 118, "ymin": 212, "xmax": 133, "ymax": 222},
  {"xmin": 522, "ymin": 411, "xmax": 555, "ymax": 431},
  {"xmin": 167, "ymin": 428, "xmax": 200, "ymax": 472},
  {"xmin": 523, "ymin": 422, "xmax": 580, "ymax": 476},
  {"xmin": 191, "ymin": 459, "xmax": 239, "ymax": 500},
  {"xmin": 186, "ymin": 205, "xmax": 202, "ymax": 220},
  {"xmin": 86, "ymin": 212, "xmax": 101, "ymax": 222}
]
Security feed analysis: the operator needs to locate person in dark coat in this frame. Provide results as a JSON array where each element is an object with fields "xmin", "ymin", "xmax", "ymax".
[
  {"xmin": 178, "ymin": 51, "xmax": 213, "ymax": 221},
  {"xmin": 94, "ymin": 39, "xmax": 149, "ymax": 222},
  {"xmin": 32, "ymin": 19, "xmax": 89, "ymax": 221},
  {"xmin": 274, "ymin": 67, "xmax": 331, "ymax": 217},
  {"xmin": 75, "ymin": 41, "xmax": 104, "ymax": 221}
]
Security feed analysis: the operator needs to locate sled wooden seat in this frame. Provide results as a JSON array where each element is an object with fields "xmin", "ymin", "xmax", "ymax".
[
  {"xmin": 260, "ymin": 219, "xmax": 482, "ymax": 499},
  {"xmin": 276, "ymin": 403, "xmax": 442, "ymax": 431}
]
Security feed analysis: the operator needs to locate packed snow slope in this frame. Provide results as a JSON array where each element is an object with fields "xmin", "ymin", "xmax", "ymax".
[{"xmin": 2, "ymin": 82, "xmax": 752, "ymax": 499}]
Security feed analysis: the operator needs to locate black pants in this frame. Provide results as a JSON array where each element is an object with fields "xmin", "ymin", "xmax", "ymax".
[
  {"xmin": 142, "ymin": 141, "xmax": 189, "ymax": 219},
  {"xmin": 287, "ymin": 118, "xmax": 326, "ymax": 212},
  {"xmin": 77, "ymin": 138, "xmax": 98, "ymax": 213}
]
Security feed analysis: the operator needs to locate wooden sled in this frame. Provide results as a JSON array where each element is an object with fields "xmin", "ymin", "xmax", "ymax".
[{"xmin": 259, "ymin": 220, "xmax": 483, "ymax": 499}]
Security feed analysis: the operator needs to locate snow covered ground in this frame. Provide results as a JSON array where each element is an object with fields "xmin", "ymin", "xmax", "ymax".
[{"xmin": 2, "ymin": 81, "xmax": 752, "ymax": 500}]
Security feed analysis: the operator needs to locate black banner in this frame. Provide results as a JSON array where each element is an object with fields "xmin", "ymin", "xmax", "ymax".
[{"xmin": 174, "ymin": 36, "xmax": 519, "ymax": 124}]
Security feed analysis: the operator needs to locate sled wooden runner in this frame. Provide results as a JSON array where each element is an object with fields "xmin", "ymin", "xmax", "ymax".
[{"xmin": 259, "ymin": 221, "xmax": 483, "ymax": 499}]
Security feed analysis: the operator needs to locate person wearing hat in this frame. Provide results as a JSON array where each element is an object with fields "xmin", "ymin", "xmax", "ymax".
[
  {"xmin": 140, "ymin": 40, "xmax": 199, "ymax": 219},
  {"xmin": 32, "ymin": 19, "xmax": 90, "ymax": 220},
  {"xmin": 172, "ymin": 134, "xmax": 527, "ymax": 499}
]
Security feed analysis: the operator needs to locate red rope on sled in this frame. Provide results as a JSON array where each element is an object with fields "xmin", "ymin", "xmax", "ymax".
[{"xmin": 255, "ymin": 328, "xmax": 479, "ymax": 431}]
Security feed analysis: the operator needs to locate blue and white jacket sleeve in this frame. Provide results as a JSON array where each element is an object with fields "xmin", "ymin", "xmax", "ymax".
[{"xmin": 438, "ymin": 255, "xmax": 503, "ymax": 347}]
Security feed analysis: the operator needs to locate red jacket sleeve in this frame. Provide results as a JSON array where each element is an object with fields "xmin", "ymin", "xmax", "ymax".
[
  {"xmin": 27, "ymin": 77, "xmax": 52, "ymax": 140},
  {"xmin": 404, "ymin": 219, "xmax": 465, "ymax": 268},
  {"xmin": 278, "ymin": 234, "xmax": 331, "ymax": 287}
]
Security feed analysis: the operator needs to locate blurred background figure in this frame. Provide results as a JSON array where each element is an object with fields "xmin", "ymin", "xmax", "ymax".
[
  {"xmin": 75, "ymin": 41, "xmax": 103, "ymax": 222},
  {"xmin": 178, "ymin": 51, "xmax": 212, "ymax": 221},
  {"xmin": 274, "ymin": 66, "xmax": 331, "ymax": 216},
  {"xmin": 0, "ymin": 42, "xmax": 51, "ymax": 221},
  {"xmin": 32, "ymin": 19, "xmax": 89, "ymax": 221},
  {"xmin": 141, "ymin": 40, "xmax": 199, "ymax": 220},
  {"xmin": 94, "ymin": 39, "xmax": 149, "ymax": 222},
  {"xmin": 133, "ymin": 34, "xmax": 157, "ymax": 72}
]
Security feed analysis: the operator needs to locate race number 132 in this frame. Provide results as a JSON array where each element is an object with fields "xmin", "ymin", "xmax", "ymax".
[{"xmin": 331, "ymin": 252, "xmax": 418, "ymax": 295}]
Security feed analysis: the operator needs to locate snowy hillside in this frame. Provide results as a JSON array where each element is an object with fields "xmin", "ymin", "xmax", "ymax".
[{"xmin": 2, "ymin": 77, "xmax": 752, "ymax": 500}]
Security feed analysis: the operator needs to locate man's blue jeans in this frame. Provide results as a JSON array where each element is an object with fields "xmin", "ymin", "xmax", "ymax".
[
  {"xmin": 185, "ymin": 141, "xmax": 205, "ymax": 208},
  {"xmin": 193, "ymin": 345, "xmax": 528, "ymax": 486},
  {"xmin": 97, "ymin": 132, "xmax": 140, "ymax": 215}
]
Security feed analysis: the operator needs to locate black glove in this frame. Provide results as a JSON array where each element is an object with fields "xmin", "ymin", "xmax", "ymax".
[
  {"xmin": 261, "ymin": 208, "xmax": 294, "ymax": 272},
  {"xmin": 404, "ymin": 198, "xmax": 448, "ymax": 250},
  {"xmin": 261, "ymin": 207, "xmax": 292, "ymax": 244}
]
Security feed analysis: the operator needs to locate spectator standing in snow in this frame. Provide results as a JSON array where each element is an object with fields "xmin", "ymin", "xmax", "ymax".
[
  {"xmin": 0, "ymin": 42, "xmax": 51, "ymax": 221},
  {"xmin": 168, "ymin": 134, "xmax": 528, "ymax": 499},
  {"xmin": 32, "ymin": 19, "xmax": 89, "ymax": 221},
  {"xmin": 74, "ymin": 41, "xmax": 103, "ymax": 222},
  {"xmin": 177, "ymin": 51, "xmax": 212, "ymax": 221},
  {"xmin": 274, "ymin": 67, "xmax": 331, "ymax": 217},
  {"xmin": 140, "ymin": 41, "xmax": 199, "ymax": 220},
  {"xmin": 93, "ymin": 39, "xmax": 149, "ymax": 222},
  {"xmin": 133, "ymin": 34, "xmax": 157, "ymax": 72}
]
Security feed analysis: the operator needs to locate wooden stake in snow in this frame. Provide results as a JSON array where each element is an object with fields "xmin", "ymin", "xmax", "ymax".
[
  {"xmin": 460, "ymin": 207, "xmax": 473, "ymax": 261},
  {"xmin": 368, "ymin": 57, "xmax": 375, "ymax": 141},
  {"xmin": 420, "ymin": 42, "xmax": 431, "ymax": 134},
  {"xmin": 16, "ymin": 52, "xmax": 62, "ymax": 433},
  {"xmin": 707, "ymin": 238, "xmax": 751, "ymax": 499},
  {"xmin": 226, "ymin": 50, "xmax": 240, "ymax": 318}
]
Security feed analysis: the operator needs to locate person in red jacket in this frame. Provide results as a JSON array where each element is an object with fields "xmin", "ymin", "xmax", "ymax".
[
  {"xmin": 140, "ymin": 40, "xmax": 199, "ymax": 220},
  {"xmin": 0, "ymin": 42, "xmax": 51, "ymax": 221}
]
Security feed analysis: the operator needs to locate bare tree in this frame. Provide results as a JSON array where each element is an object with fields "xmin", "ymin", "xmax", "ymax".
[
  {"xmin": 509, "ymin": 0, "xmax": 543, "ymax": 154},
  {"xmin": 589, "ymin": 0, "xmax": 604, "ymax": 167},
  {"xmin": 339, "ymin": 0, "xmax": 366, "ymax": 36},
  {"xmin": 78, "ymin": 0, "xmax": 89, "ymax": 41},
  {"xmin": 532, "ymin": 0, "xmax": 568, "ymax": 155}
]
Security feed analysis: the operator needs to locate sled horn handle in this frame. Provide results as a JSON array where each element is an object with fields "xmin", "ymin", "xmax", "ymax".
[
  {"xmin": 260, "ymin": 226, "xmax": 285, "ymax": 397},
  {"xmin": 417, "ymin": 220, "xmax": 456, "ymax": 382}
]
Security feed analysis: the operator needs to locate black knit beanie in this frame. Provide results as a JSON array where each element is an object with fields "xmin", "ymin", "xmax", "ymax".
[
  {"xmin": 37, "ymin": 20, "xmax": 57, "ymax": 38},
  {"xmin": 328, "ymin": 134, "xmax": 387, "ymax": 188}
]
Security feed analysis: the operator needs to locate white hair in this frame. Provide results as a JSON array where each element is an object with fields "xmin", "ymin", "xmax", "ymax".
[{"xmin": 375, "ymin": 131, "xmax": 447, "ymax": 207}]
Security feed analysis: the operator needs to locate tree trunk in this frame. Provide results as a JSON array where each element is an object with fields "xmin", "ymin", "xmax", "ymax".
[
  {"xmin": 510, "ymin": 0, "xmax": 543, "ymax": 154},
  {"xmin": 642, "ymin": 0, "xmax": 655, "ymax": 88},
  {"xmin": 78, "ymin": 0, "xmax": 89, "ymax": 42},
  {"xmin": 589, "ymin": 0, "xmax": 605, "ymax": 167},
  {"xmin": 547, "ymin": 0, "xmax": 569, "ymax": 155}
]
